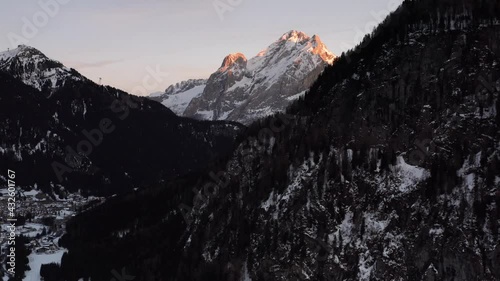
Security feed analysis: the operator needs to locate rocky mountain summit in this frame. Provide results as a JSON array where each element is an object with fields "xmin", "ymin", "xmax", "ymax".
[
  {"xmin": 152, "ymin": 30, "xmax": 336, "ymax": 124},
  {"xmin": 0, "ymin": 45, "xmax": 84, "ymax": 92}
]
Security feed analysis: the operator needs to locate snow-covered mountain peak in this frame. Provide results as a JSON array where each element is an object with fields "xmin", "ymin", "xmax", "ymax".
[
  {"xmin": 280, "ymin": 30, "xmax": 310, "ymax": 43},
  {"xmin": 0, "ymin": 45, "xmax": 46, "ymax": 65},
  {"xmin": 164, "ymin": 79, "xmax": 207, "ymax": 96},
  {"xmin": 219, "ymin": 53, "xmax": 247, "ymax": 72},
  {"xmin": 153, "ymin": 30, "xmax": 336, "ymax": 124},
  {"xmin": 252, "ymin": 30, "xmax": 336, "ymax": 68},
  {"xmin": 1, "ymin": 45, "xmax": 54, "ymax": 67},
  {"xmin": 148, "ymin": 78, "xmax": 208, "ymax": 115},
  {"xmin": 0, "ymin": 45, "xmax": 83, "ymax": 91},
  {"xmin": 0, "ymin": 46, "xmax": 23, "ymax": 60},
  {"xmin": 310, "ymin": 35, "xmax": 336, "ymax": 64}
]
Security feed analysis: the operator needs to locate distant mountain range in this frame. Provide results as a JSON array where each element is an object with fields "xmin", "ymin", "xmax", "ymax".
[
  {"xmin": 149, "ymin": 78, "xmax": 208, "ymax": 115},
  {"xmin": 149, "ymin": 30, "xmax": 336, "ymax": 124},
  {"xmin": 0, "ymin": 45, "xmax": 243, "ymax": 196}
]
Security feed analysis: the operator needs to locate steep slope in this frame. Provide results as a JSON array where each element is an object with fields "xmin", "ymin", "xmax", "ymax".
[
  {"xmin": 153, "ymin": 31, "xmax": 335, "ymax": 124},
  {"xmin": 0, "ymin": 45, "xmax": 85, "ymax": 91},
  {"xmin": 149, "ymin": 79, "xmax": 207, "ymax": 115},
  {"xmin": 59, "ymin": 0, "xmax": 500, "ymax": 280},
  {"xmin": 185, "ymin": 30, "xmax": 335, "ymax": 124},
  {"xmin": 0, "ymin": 48, "xmax": 244, "ymax": 196}
]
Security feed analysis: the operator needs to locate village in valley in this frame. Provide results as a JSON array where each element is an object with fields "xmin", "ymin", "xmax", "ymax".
[{"xmin": 0, "ymin": 187, "xmax": 104, "ymax": 280}]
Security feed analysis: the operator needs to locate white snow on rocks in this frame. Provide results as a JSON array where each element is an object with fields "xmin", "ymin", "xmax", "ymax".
[
  {"xmin": 391, "ymin": 156, "xmax": 430, "ymax": 193},
  {"xmin": 161, "ymin": 84, "xmax": 206, "ymax": 115},
  {"xmin": 153, "ymin": 30, "xmax": 335, "ymax": 124},
  {"xmin": 0, "ymin": 45, "xmax": 83, "ymax": 91}
]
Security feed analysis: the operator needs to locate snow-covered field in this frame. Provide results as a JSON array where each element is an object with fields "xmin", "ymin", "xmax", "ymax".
[
  {"xmin": 0, "ymin": 187, "xmax": 104, "ymax": 280},
  {"xmin": 23, "ymin": 248, "xmax": 67, "ymax": 281}
]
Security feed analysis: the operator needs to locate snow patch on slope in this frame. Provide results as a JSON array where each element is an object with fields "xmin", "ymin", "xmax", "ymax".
[
  {"xmin": 392, "ymin": 156, "xmax": 430, "ymax": 192},
  {"xmin": 161, "ymin": 84, "xmax": 206, "ymax": 115},
  {"xmin": 178, "ymin": 30, "xmax": 336, "ymax": 124},
  {"xmin": 0, "ymin": 45, "xmax": 83, "ymax": 91},
  {"xmin": 23, "ymin": 249, "xmax": 67, "ymax": 281}
]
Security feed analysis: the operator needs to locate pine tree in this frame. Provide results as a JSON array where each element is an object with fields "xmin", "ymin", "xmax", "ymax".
[{"xmin": 6, "ymin": 235, "xmax": 31, "ymax": 281}]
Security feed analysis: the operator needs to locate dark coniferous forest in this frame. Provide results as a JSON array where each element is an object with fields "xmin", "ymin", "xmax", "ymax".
[
  {"xmin": 52, "ymin": 0, "xmax": 500, "ymax": 280},
  {"xmin": 1, "ymin": 0, "xmax": 500, "ymax": 280}
]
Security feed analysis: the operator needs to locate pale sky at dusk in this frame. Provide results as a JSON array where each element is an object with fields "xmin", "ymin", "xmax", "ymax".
[{"xmin": 0, "ymin": 0, "xmax": 403, "ymax": 95}]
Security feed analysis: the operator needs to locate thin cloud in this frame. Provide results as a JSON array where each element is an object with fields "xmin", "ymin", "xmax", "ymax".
[{"xmin": 67, "ymin": 59, "xmax": 124, "ymax": 69}]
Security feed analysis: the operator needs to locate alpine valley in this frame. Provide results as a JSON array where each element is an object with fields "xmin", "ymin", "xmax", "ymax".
[{"xmin": 0, "ymin": 45, "xmax": 243, "ymax": 196}]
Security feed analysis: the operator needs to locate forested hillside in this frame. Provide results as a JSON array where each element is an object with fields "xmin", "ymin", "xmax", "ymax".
[
  {"xmin": 59, "ymin": 0, "xmax": 500, "ymax": 280},
  {"xmin": 0, "ymin": 68, "xmax": 243, "ymax": 196}
]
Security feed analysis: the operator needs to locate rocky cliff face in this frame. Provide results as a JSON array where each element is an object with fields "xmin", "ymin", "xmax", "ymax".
[
  {"xmin": 184, "ymin": 52, "xmax": 250, "ymax": 121},
  {"xmin": 185, "ymin": 31, "xmax": 335, "ymax": 124},
  {"xmin": 152, "ymin": 30, "xmax": 335, "ymax": 124}
]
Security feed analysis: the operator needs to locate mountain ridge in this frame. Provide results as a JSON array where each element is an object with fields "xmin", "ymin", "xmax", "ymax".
[
  {"xmin": 151, "ymin": 30, "xmax": 336, "ymax": 124},
  {"xmin": 0, "ymin": 45, "xmax": 85, "ymax": 92},
  {"xmin": 59, "ymin": 0, "xmax": 500, "ymax": 280},
  {"xmin": 0, "ymin": 48, "xmax": 244, "ymax": 196}
]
